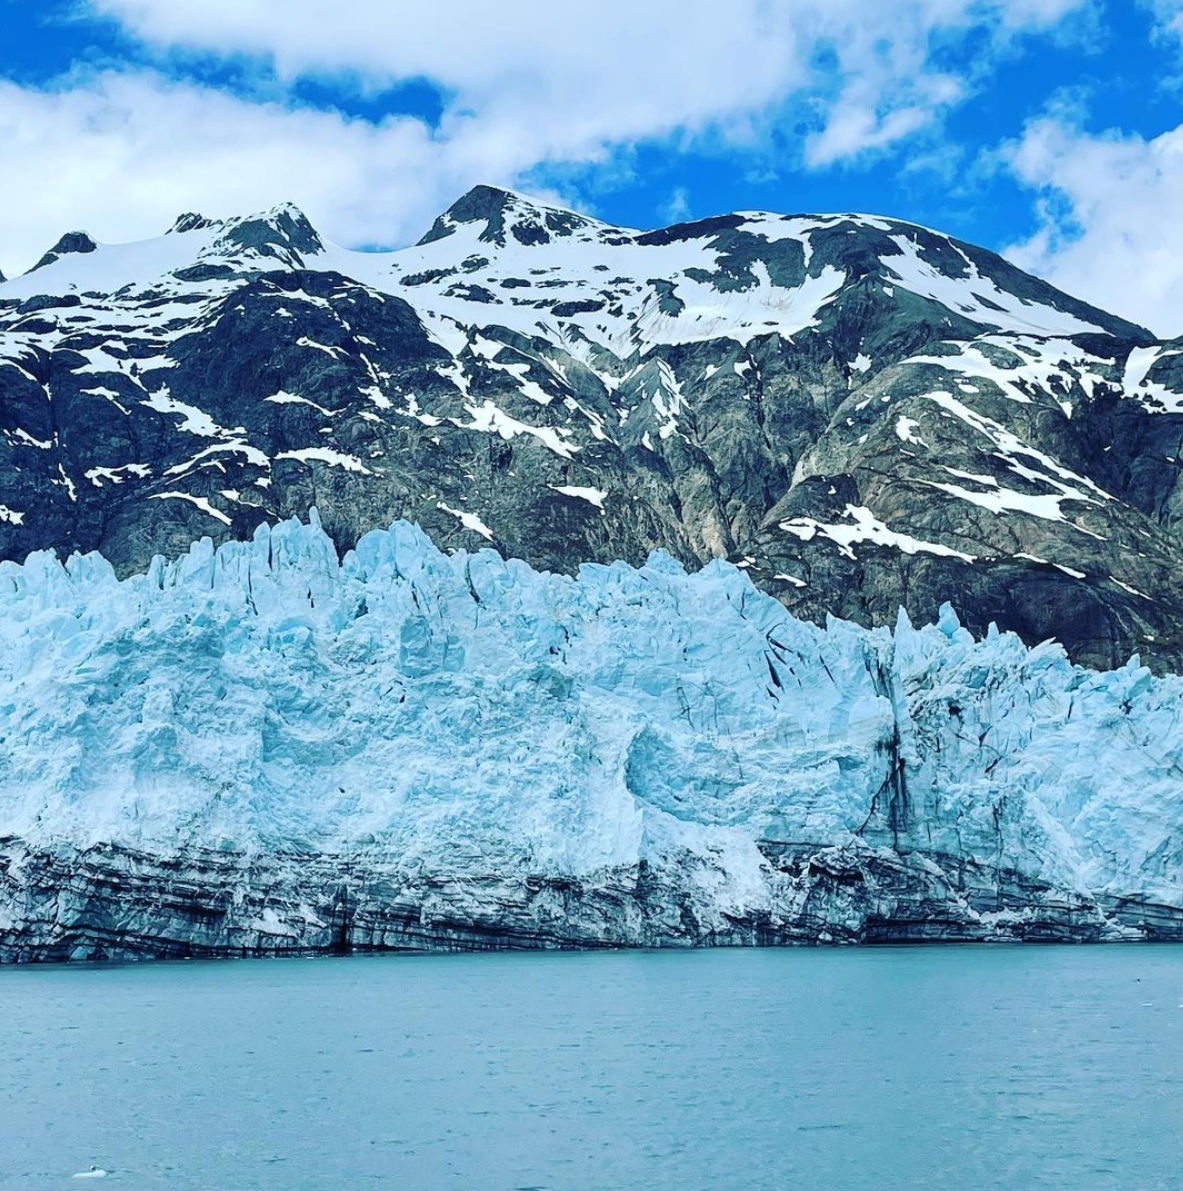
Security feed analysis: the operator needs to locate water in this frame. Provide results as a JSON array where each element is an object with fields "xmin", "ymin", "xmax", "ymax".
[{"xmin": 1, "ymin": 946, "xmax": 1181, "ymax": 1191}]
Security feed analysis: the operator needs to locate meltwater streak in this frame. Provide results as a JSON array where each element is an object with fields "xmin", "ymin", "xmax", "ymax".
[{"xmin": 1, "ymin": 946, "xmax": 1181, "ymax": 1191}]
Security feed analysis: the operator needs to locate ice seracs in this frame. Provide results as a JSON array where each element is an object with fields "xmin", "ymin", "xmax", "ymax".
[{"xmin": 1, "ymin": 512, "xmax": 1181, "ymax": 959}]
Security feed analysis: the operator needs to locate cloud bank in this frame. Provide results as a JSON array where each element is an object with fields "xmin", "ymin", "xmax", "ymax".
[
  {"xmin": 0, "ymin": 0, "xmax": 1089, "ymax": 278},
  {"xmin": 1005, "ymin": 116, "xmax": 1183, "ymax": 337}
]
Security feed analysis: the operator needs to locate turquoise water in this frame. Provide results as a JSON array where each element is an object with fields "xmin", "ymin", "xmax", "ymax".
[{"xmin": 1, "ymin": 946, "xmax": 1181, "ymax": 1190}]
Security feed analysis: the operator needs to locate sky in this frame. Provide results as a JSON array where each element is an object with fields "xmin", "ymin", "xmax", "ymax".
[{"xmin": 2, "ymin": 0, "xmax": 1183, "ymax": 334}]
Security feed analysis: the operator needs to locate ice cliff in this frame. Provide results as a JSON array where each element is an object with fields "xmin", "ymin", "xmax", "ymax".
[{"xmin": 2, "ymin": 511, "xmax": 1181, "ymax": 960}]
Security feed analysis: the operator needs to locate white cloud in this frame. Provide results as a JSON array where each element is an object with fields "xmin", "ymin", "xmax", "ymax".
[
  {"xmin": 799, "ymin": 0, "xmax": 1086, "ymax": 167},
  {"xmin": 92, "ymin": 0, "xmax": 1088, "ymax": 162},
  {"xmin": 1003, "ymin": 116, "xmax": 1183, "ymax": 337},
  {"xmin": 659, "ymin": 187, "xmax": 692, "ymax": 224},
  {"xmin": 1143, "ymin": 0, "xmax": 1183, "ymax": 42},
  {"xmin": 0, "ymin": 1, "xmax": 1090, "ymax": 277},
  {"xmin": 0, "ymin": 71, "xmax": 486, "ymax": 277},
  {"xmin": 807, "ymin": 98, "xmax": 948, "ymax": 169},
  {"xmin": 90, "ymin": 1, "xmax": 806, "ymax": 144}
]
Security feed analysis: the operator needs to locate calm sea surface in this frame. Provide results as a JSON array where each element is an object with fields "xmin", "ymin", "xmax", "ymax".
[{"xmin": 1, "ymin": 946, "xmax": 1181, "ymax": 1190}]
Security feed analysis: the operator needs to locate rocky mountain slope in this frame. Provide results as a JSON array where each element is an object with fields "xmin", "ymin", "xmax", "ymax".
[
  {"xmin": 2, "ymin": 513, "xmax": 1181, "ymax": 960},
  {"xmin": 3, "ymin": 187, "xmax": 1182, "ymax": 671}
]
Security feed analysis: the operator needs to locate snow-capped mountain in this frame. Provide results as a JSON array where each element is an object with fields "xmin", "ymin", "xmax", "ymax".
[
  {"xmin": 2, "ymin": 185, "xmax": 1182, "ymax": 672},
  {"xmin": 2, "ymin": 513, "xmax": 1181, "ymax": 960}
]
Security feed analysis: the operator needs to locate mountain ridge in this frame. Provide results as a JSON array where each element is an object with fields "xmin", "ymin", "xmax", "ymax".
[{"xmin": 3, "ymin": 185, "xmax": 1182, "ymax": 670}]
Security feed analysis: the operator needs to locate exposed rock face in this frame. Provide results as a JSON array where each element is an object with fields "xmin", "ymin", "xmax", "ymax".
[
  {"xmin": 27, "ymin": 230, "xmax": 98, "ymax": 274},
  {"xmin": 1, "ymin": 515, "xmax": 1180, "ymax": 961},
  {"xmin": 2, "ymin": 189, "xmax": 1183, "ymax": 670},
  {"xmin": 9, "ymin": 838, "xmax": 1177, "ymax": 963}
]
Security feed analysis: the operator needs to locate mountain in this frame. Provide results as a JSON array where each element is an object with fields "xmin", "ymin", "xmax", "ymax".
[
  {"xmin": 1, "ymin": 512, "xmax": 1181, "ymax": 960},
  {"xmin": 2, "ymin": 187, "xmax": 1182, "ymax": 676}
]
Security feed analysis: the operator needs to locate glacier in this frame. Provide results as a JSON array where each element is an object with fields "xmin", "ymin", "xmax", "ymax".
[{"xmin": 1, "ymin": 511, "xmax": 1182, "ymax": 960}]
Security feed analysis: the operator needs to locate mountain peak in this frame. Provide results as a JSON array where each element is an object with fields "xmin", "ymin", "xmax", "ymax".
[
  {"xmin": 170, "ymin": 212, "xmax": 221, "ymax": 235},
  {"xmin": 212, "ymin": 203, "xmax": 323, "ymax": 265},
  {"xmin": 27, "ymin": 230, "xmax": 98, "ymax": 274},
  {"xmin": 417, "ymin": 184, "xmax": 615, "ymax": 248}
]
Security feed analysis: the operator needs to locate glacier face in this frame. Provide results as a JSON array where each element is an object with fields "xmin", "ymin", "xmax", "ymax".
[{"xmin": 2, "ymin": 512, "xmax": 1182, "ymax": 960}]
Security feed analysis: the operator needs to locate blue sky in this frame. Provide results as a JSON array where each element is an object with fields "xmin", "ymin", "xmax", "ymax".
[{"xmin": 2, "ymin": 0, "xmax": 1183, "ymax": 332}]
